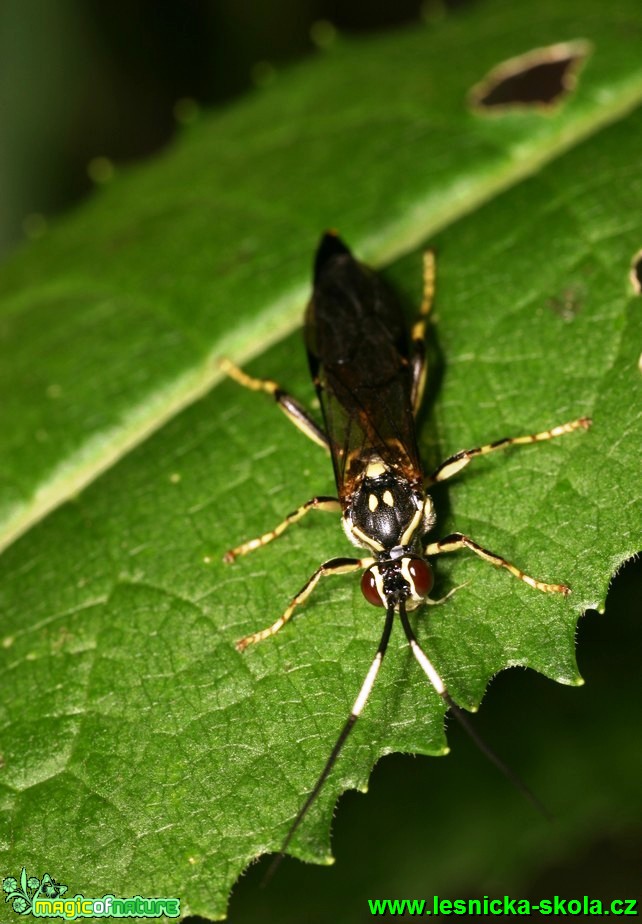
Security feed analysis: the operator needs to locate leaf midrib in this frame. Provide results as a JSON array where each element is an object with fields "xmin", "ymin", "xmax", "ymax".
[{"xmin": 2, "ymin": 77, "xmax": 641, "ymax": 558}]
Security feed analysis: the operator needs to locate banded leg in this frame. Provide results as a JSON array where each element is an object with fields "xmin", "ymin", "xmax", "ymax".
[
  {"xmin": 235, "ymin": 556, "xmax": 373, "ymax": 652},
  {"xmin": 220, "ymin": 357, "xmax": 328, "ymax": 449},
  {"xmin": 224, "ymin": 496, "xmax": 341, "ymax": 563},
  {"xmin": 427, "ymin": 416, "xmax": 591, "ymax": 485},
  {"xmin": 425, "ymin": 532, "xmax": 570, "ymax": 594},
  {"xmin": 410, "ymin": 250, "xmax": 436, "ymax": 416}
]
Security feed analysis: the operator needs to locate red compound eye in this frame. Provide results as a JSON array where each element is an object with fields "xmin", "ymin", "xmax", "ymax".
[
  {"xmin": 407, "ymin": 557, "xmax": 433, "ymax": 597},
  {"xmin": 361, "ymin": 568, "xmax": 384, "ymax": 607}
]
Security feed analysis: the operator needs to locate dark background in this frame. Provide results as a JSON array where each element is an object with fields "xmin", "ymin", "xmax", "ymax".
[
  {"xmin": 1, "ymin": 2, "xmax": 639, "ymax": 921},
  {"xmin": 1, "ymin": 0, "xmax": 466, "ymax": 257}
]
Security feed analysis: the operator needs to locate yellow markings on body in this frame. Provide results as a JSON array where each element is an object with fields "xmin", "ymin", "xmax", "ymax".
[
  {"xmin": 368, "ymin": 494, "xmax": 379, "ymax": 512},
  {"xmin": 365, "ymin": 458, "xmax": 388, "ymax": 478},
  {"xmin": 382, "ymin": 490, "xmax": 395, "ymax": 507},
  {"xmin": 350, "ymin": 523, "xmax": 385, "ymax": 552},
  {"xmin": 400, "ymin": 504, "xmax": 424, "ymax": 548}
]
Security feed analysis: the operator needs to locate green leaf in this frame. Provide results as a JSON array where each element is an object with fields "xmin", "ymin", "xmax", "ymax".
[
  {"xmin": 227, "ymin": 561, "xmax": 642, "ymax": 921},
  {"xmin": 2, "ymin": 0, "xmax": 642, "ymax": 550},
  {"xmin": 1, "ymin": 1, "xmax": 641, "ymax": 920}
]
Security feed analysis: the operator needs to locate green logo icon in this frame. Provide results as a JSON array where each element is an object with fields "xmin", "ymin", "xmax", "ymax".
[
  {"xmin": 3, "ymin": 869, "xmax": 67, "ymax": 915},
  {"xmin": 3, "ymin": 868, "xmax": 180, "ymax": 919}
]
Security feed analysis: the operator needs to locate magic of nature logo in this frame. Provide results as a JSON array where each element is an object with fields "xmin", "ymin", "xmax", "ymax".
[{"xmin": 3, "ymin": 868, "xmax": 180, "ymax": 919}]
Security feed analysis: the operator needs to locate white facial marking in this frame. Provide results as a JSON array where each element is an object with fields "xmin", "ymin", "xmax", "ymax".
[
  {"xmin": 372, "ymin": 567, "xmax": 387, "ymax": 605},
  {"xmin": 400, "ymin": 557, "xmax": 422, "ymax": 603}
]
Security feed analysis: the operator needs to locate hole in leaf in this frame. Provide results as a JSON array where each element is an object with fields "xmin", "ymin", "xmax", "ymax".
[
  {"xmin": 469, "ymin": 40, "xmax": 592, "ymax": 112},
  {"xmin": 629, "ymin": 249, "xmax": 642, "ymax": 295}
]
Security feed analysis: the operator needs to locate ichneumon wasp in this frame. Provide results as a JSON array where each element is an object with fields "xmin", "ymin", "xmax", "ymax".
[{"xmin": 221, "ymin": 232, "xmax": 591, "ymax": 872}]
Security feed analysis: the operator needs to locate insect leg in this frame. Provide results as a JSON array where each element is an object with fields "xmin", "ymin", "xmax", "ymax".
[
  {"xmin": 410, "ymin": 250, "xmax": 436, "ymax": 416},
  {"xmin": 220, "ymin": 357, "xmax": 329, "ymax": 449},
  {"xmin": 263, "ymin": 604, "xmax": 395, "ymax": 883},
  {"xmin": 235, "ymin": 556, "xmax": 374, "ymax": 652},
  {"xmin": 426, "ymin": 416, "xmax": 591, "ymax": 484},
  {"xmin": 224, "ymin": 496, "xmax": 341, "ymax": 563},
  {"xmin": 425, "ymin": 533, "xmax": 570, "ymax": 594}
]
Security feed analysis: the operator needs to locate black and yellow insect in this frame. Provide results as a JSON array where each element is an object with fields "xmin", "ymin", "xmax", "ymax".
[{"xmin": 222, "ymin": 232, "xmax": 590, "ymax": 862}]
